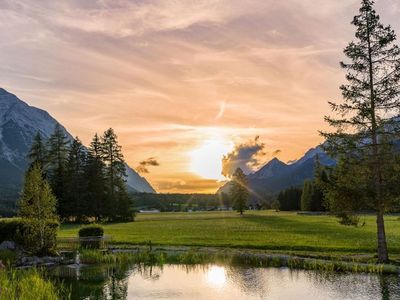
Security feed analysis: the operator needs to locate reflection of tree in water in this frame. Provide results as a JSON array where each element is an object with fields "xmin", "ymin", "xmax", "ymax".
[
  {"xmin": 54, "ymin": 263, "xmax": 400, "ymax": 299},
  {"xmin": 102, "ymin": 267, "xmax": 128, "ymax": 300},
  {"xmin": 55, "ymin": 264, "xmax": 131, "ymax": 300},
  {"xmin": 225, "ymin": 266, "xmax": 270, "ymax": 297},
  {"xmin": 136, "ymin": 264, "xmax": 163, "ymax": 281},
  {"xmin": 299, "ymin": 269, "xmax": 400, "ymax": 300}
]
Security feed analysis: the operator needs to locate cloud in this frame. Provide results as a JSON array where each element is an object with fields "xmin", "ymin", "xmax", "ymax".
[
  {"xmin": 136, "ymin": 157, "xmax": 160, "ymax": 173},
  {"xmin": 156, "ymin": 178, "xmax": 220, "ymax": 193},
  {"xmin": 222, "ymin": 136, "xmax": 266, "ymax": 177},
  {"xmin": 1, "ymin": 0, "xmax": 399, "ymax": 193},
  {"xmin": 215, "ymin": 101, "xmax": 226, "ymax": 120},
  {"xmin": 272, "ymin": 149, "xmax": 282, "ymax": 156}
]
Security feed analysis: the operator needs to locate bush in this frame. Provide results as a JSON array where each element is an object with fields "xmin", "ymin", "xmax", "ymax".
[
  {"xmin": 0, "ymin": 218, "xmax": 59, "ymax": 255},
  {"xmin": 0, "ymin": 250, "xmax": 17, "ymax": 267},
  {"xmin": 79, "ymin": 225, "xmax": 104, "ymax": 249},
  {"xmin": 0, "ymin": 219, "xmax": 22, "ymax": 242},
  {"xmin": 79, "ymin": 225, "xmax": 104, "ymax": 237}
]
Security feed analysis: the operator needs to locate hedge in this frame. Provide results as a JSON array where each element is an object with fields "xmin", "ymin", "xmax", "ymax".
[
  {"xmin": 79, "ymin": 225, "xmax": 104, "ymax": 249},
  {"xmin": 79, "ymin": 225, "xmax": 104, "ymax": 237}
]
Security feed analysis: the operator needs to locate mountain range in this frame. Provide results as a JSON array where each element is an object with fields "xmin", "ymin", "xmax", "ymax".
[
  {"xmin": 218, "ymin": 146, "xmax": 336, "ymax": 201},
  {"xmin": 0, "ymin": 88, "xmax": 155, "ymax": 211}
]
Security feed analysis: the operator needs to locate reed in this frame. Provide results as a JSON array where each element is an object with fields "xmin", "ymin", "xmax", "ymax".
[{"xmin": 0, "ymin": 269, "xmax": 69, "ymax": 300}]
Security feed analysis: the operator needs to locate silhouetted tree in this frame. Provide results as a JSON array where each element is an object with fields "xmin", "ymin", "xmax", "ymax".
[
  {"xmin": 47, "ymin": 124, "xmax": 70, "ymax": 218},
  {"xmin": 27, "ymin": 132, "xmax": 47, "ymax": 172},
  {"xmin": 230, "ymin": 168, "xmax": 249, "ymax": 215},
  {"xmin": 101, "ymin": 128, "xmax": 132, "ymax": 221},
  {"xmin": 84, "ymin": 133, "xmax": 107, "ymax": 221},
  {"xmin": 312, "ymin": 156, "xmax": 328, "ymax": 211},
  {"xmin": 301, "ymin": 180, "xmax": 313, "ymax": 211},
  {"xmin": 65, "ymin": 137, "xmax": 87, "ymax": 221},
  {"xmin": 277, "ymin": 187, "xmax": 302, "ymax": 211}
]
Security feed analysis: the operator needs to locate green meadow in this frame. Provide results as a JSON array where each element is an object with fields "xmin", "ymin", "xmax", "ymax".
[{"xmin": 58, "ymin": 211, "xmax": 400, "ymax": 256}]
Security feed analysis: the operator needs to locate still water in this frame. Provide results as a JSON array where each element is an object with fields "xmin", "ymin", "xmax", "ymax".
[{"xmin": 52, "ymin": 264, "xmax": 400, "ymax": 300}]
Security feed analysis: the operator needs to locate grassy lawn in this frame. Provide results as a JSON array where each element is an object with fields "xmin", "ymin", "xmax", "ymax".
[{"xmin": 58, "ymin": 211, "xmax": 400, "ymax": 255}]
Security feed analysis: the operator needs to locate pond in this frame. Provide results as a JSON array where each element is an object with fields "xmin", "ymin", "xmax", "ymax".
[{"xmin": 51, "ymin": 263, "xmax": 400, "ymax": 300}]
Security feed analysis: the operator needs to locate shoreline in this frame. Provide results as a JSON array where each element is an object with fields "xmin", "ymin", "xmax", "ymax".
[{"xmin": 86, "ymin": 244, "xmax": 400, "ymax": 275}]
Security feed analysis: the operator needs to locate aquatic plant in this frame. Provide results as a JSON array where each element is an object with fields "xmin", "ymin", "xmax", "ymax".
[{"xmin": 0, "ymin": 269, "xmax": 69, "ymax": 300}]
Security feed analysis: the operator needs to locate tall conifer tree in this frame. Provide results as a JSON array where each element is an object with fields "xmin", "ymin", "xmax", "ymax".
[
  {"xmin": 65, "ymin": 137, "xmax": 87, "ymax": 221},
  {"xmin": 84, "ymin": 133, "xmax": 107, "ymax": 221},
  {"xmin": 101, "ymin": 128, "xmax": 132, "ymax": 221},
  {"xmin": 27, "ymin": 132, "xmax": 47, "ymax": 172},
  {"xmin": 301, "ymin": 181, "xmax": 313, "ymax": 211},
  {"xmin": 47, "ymin": 124, "xmax": 70, "ymax": 218},
  {"xmin": 321, "ymin": 0, "xmax": 400, "ymax": 262}
]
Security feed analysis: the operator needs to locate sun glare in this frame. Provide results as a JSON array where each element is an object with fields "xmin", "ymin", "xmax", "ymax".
[
  {"xmin": 190, "ymin": 139, "xmax": 233, "ymax": 180},
  {"xmin": 206, "ymin": 266, "xmax": 227, "ymax": 288}
]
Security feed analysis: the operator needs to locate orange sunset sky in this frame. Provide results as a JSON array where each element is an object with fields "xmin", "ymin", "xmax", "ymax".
[{"xmin": 1, "ymin": 0, "xmax": 399, "ymax": 193}]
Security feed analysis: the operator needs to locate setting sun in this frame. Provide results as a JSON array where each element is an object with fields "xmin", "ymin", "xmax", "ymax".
[{"xmin": 189, "ymin": 139, "xmax": 233, "ymax": 180}]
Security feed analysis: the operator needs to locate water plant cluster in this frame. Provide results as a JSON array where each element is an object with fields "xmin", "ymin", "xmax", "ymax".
[{"xmin": 0, "ymin": 269, "xmax": 69, "ymax": 299}]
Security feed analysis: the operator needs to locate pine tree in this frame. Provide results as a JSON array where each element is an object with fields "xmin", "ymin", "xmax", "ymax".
[
  {"xmin": 301, "ymin": 180, "xmax": 313, "ymax": 211},
  {"xmin": 47, "ymin": 124, "xmax": 70, "ymax": 219},
  {"xmin": 230, "ymin": 168, "xmax": 249, "ymax": 215},
  {"xmin": 18, "ymin": 164, "xmax": 58, "ymax": 253},
  {"xmin": 324, "ymin": 156, "xmax": 367, "ymax": 225},
  {"xmin": 311, "ymin": 156, "xmax": 328, "ymax": 211},
  {"xmin": 84, "ymin": 133, "xmax": 107, "ymax": 221},
  {"xmin": 101, "ymin": 128, "xmax": 132, "ymax": 221},
  {"xmin": 65, "ymin": 137, "xmax": 87, "ymax": 221},
  {"xmin": 321, "ymin": 0, "xmax": 400, "ymax": 262},
  {"xmin": 27, "ymin": 132, "xmax": 47, "ymax": 172},
  {"xmin": 277, "ymin": 187, "xmax": 302, "ymax": 211}
]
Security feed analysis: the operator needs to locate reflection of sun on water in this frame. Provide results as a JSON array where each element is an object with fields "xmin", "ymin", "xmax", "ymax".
[
  {"xmin": 190, "ymin": 139, "xmax": 233, "ymax": 180},
  {"xmin": 206, "ymin": 266, "xmax": 227, "ymax": 288}
]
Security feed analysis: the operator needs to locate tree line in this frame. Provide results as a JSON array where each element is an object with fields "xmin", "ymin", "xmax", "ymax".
[
  {"xmin": 132, "ymin": 193, "xmax": 228, "ymax": 212},
  {"xmin": 275, "ymin": 156, "xmax": 329, "ymax": 212},
  {"xmin": 27, "ymin": 125, "xmax": 133, "ymax": 222}
]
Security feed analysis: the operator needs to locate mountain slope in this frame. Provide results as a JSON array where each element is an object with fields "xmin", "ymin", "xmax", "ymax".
[
  {"xmin": 0, "ymin": 88, "xmax": 155, "ymax": 206},
  {"xmin": 218, "ymin": 146, "xmax": 335, "ymax": 199}
]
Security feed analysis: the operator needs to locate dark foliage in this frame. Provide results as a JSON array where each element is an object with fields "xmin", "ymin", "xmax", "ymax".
[
  {"xmin": 132, "ymin": 193, "xmax": 229, "ymax": 212},
  {"xmin": 277, "ymin": 187, "xmax": 302, "ymax": 211},
  {"xmin": 0, "ymin": 219, "xmax": 59, "ymax": 254},
  {"xmin": 79, "ymin": 225, "xmax": 104, "ymax": 237}
]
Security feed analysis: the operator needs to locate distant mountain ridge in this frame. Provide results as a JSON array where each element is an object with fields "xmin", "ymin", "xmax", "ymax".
[
  {"xmin": 0, "ymin": 88, "xmax": 155, "ymax": 207},
  {"xmin": 218, "ymin": 146, "xmax": 336, "ymax": 199}
]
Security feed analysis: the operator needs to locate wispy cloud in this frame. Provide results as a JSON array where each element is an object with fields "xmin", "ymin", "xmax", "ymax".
[{"xmin": 136, "ymin": 157, "xmax": 160, "ymax": 173}]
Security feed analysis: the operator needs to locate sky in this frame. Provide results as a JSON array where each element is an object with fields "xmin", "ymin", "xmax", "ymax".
[{"xmin": 0, "ymin": 0, "xmax": 399, "ymax": 193}]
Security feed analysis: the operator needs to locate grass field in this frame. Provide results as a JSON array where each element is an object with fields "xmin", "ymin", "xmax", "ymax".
[{"xmin": 58, "ymin": 211, "xmax": 400, "ymax": 256}]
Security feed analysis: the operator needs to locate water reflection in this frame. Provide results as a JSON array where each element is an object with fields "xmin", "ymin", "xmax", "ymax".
[
  {"xmin": 206, "ymin": 266, "xmax": 226, "ymax": 287},
  {"xmin": 52, "ymin": 263, "xmax": 400, "ymax": 300}
]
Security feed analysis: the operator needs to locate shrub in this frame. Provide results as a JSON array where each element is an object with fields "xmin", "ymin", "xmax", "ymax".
[
  {"xmin": 0, "ymin": 218, "xmax": 59, "ymax": 255},
  {"xmin": 79, "ymin": 225, "xmax": 104, "ymax": 237},
  {"xmin": 79, "ymin": 225, "xmax": 104, "ymax": 249},
  {"xmin": 0, "ymin": 219, "xmax": 22, "ymax": 242},
  {"xmin": 0, "ymin": 250, "xmax": 17, "ymax": 267}
]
